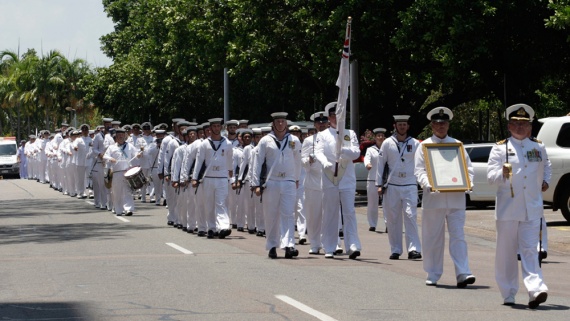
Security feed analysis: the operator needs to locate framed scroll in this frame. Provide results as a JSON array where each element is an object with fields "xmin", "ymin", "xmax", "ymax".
[{"xmin": 423, "ymin": 143, "xmax": 471, "ymax": 192}]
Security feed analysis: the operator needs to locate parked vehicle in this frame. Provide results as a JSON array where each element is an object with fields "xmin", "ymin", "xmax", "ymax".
[
  {"xmin": 463, "ymin": 143, "xmax": 497, "ymax": 208},
  {"xmin": 0, "ymin": 137, "xmax": 19, "ymax": 177}
]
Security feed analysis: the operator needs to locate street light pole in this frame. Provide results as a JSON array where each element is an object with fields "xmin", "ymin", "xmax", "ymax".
[{"xmin": 65, "ymin": 107, "xmax": 77, "ymax": 128}]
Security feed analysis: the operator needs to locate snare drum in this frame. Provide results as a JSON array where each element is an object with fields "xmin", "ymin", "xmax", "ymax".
[{"xmin": 124, "ymin": 166, "xmax": 146, "ymax": 190}]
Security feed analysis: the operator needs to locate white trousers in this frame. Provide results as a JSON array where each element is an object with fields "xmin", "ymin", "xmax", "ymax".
[
  {"xmin": 384, "ymin": 185, "xmax": 422, "ymax": 254},
  {"xmin": 151, "ymin": 171, "xmax": 163, "ymax": 204},
  {"xmin": 254, "ymin": 189, "xmax": 265, "ymax": 231},
  {"xmin": 305, "ymin": 188, "xmax": 323, "ymax": 249},
  {"xmin": 92, "ymin": 162, "xmax": 107, "ymax": 208},
  {"xmin": 495, "ymin": 219, "xmax": 548, "ymax": 300},
  {"xmin": 366, "ymin": 181, "xmax": 379, "ymax": 228},
  {"xmin": 322, "ymin": 187, "xmax": 362, "ymax": 254},
  {"xmin": 202, "ymin": 178, "xmax": 230, "ymax": 232},
  {"xmin": 422, "ymin": 208, "xmax": 471, "ymax": 281},
  {"xmin": 111, "ymin": 171, "xmax": 135, "ymax": 213},
  {"xmin": 66, "ymin": 163, "xmax": 77, "ymax": 195},
  {"xmin": 76, "ymin": 165, "xmax": 87, "ymax": 196},
  {"xmin": 164, "ymin": 181, "xmax": 177, "ymax": 222},
  {"xmin": 175, "ymin": 186, "xmax": 189, "ymax": 227},
  {"xmin": 262, "ymin": 180, "xmax": 296, "ymax": 250},
  {"xmin": 295, "ymin": 185, "xmax": 306, "ymax": 238}
]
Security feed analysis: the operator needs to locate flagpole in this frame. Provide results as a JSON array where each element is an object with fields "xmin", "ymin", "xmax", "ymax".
[{"xmin": 334, "ymin": 17, "xmax": 352, "ymax": 178}]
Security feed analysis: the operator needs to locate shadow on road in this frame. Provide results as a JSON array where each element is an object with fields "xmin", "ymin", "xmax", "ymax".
[
  {"xmin": 0, "ymin": 199, "xmax": 100, "ymax": 219},
  {"xmin": 0, "ymin": 301, "xmax": 95, "ymax": 319}
]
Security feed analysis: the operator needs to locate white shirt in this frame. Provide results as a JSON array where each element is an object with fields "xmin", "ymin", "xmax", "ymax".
[
  {"xmin": 192, "ymin": 137, "xmax": 233, "ymax": 179},
  {"xmin": 314, "ymin": 128, "xmax": 360, "ymax": 190},
  {"xmin": 251, "ymin": 133, "xmax": 301, "ymax": 186},
  {"xmin": 376, "ymin": 135, "xmax": 419, "ymax": 186}
]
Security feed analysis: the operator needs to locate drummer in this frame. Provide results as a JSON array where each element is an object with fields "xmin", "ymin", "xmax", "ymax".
[{"xmin": 103, "ymin": 128, "xmax": 141, "ymax": 216}]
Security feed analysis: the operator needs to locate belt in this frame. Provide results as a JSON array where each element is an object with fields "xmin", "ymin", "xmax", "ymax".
[{"xmin": 387, "ymin": 183, "xmax": 417, "ymax": 187}]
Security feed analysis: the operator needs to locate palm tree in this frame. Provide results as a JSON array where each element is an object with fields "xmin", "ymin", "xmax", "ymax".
[{"xmin": 34, "ymin": 50, "xmax": 65, "ymax": 130}]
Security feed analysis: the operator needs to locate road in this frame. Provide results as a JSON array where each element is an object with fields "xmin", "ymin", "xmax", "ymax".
[{"xmin": 0, "ymin": 179, "xmax": 569, "ymax": 320}]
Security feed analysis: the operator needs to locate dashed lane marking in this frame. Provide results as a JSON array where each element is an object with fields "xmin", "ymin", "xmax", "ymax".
[
  {"xmin": 166, "ymin": 243, "xmax": 194, "ymax": 255},
  {"xmin": 275, "ymin": 295, "xmax": 338, "ymax": 321},
  {"xmin": 115, "ymin": 216, "xmax": 130, "ymax": 222}
]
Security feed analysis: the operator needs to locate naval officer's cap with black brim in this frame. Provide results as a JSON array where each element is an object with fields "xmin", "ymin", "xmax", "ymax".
[
  {"xmin": 427, "ymin": 107, "xmax": 453, "ymax": 122},
  {"xmin": 141, "ymin": 122, "xmax": 152, "ymax": 129},
  {"xmin": 131, "ymin": 123, "xmax": 141, "ymax": 129},
  {"xmin": 102, "ymin": 117, "xmax": 113, "ymax": 123},
  {"xmin": 325, "ymin": 102, "xmax": 337, "ymax": 115},
  {"xmin": 80, "ymin": 124, "xmax": 90, "ymax": 130},
  {"xmin": 289, "ymin": 125, "xmax": 301, "ymax": 132},
  {"xmin": 122, "ymin": 125, "xmax": 132, "ymax": 131},
  {"xmin": 310, "ymin": 111, "xmax": 328, "ymax": 123},
  {"xmin": 506, "ymin": 103, "xmax": 534, "ymax": 122}
]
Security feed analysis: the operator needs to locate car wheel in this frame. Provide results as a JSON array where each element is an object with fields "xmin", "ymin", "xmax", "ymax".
[{"xmin": 560, "ymin": 186, "xmax": 570, "ymax": 222}]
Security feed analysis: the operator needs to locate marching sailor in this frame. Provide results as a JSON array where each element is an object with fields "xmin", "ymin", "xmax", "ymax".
[{"xmin": 364, "ymin": 127, "xmax": 385, "ymax": 231}]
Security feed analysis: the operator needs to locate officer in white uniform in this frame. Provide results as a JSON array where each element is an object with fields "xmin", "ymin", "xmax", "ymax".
[
  {"xmin": 252, "ymin": 113, "xmax": 301, "ymax": 259},
  {"xmin": 242, "ymin": 128, "xmax": 264, "ymax": 235},
  {"xmin": 289, "ymin": 125, "xmax": 307, "ymax": 245},
  {"xmin": 104, "ymin": 128, "xmax": 139, "ymax": 215},
  {"xmin": 171, "ymin": 124, "xmax": 192, "ymax": 231},
  {"xmin": 302, "ymin": 111, "xmax": 328, "ymax": 254},
  {"xmin": 225, "ymin": 120, "xmax": 240, "ymax": 227},
  {"xmin": 414, "ymin": 107, "xmax": 476, "ymax": 287},
  {"xmin": 376, "ymin": 115, "xmax": 422, "ymax": 260},
  {"xmin": 192, "ymin": 118, "xmax": 233, "ymax": 239},
  {"xmin": 487, "ymin": 104, "xmax": 550, "ymax": 308},
  {"xmin": 180, "ymin": 126, "xmax": 200, "ymax": 233},
  {"xmin": 91, "ymin": 118, "xmax": 112, "ymax": 209},
  {"xmin": 364, "ymin": 127, "xmax": 385, "ymax": 231},
  {"xmin": 139, "ymin": 122, "xmax": 155, "ymax": 202},
  {"xmin": 148, "ymin": 129, "xmax": 166, "ymax": 205},
  {"xmin": 314, "ymin": 103, "xmax": 362, "ymax": 259},
  {"xmin": 236, "ymin": 129, "xmax": 254, "ymax": 232},
  {"xmin": 158, "ymin": 119, "xmax": 182, "ymax": 225},
  {"xmin": 74, "ymin": 124, "xmax": 92, "ymax": 198}
]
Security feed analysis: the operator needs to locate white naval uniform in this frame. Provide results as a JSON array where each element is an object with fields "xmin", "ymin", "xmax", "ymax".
[
  {"xmin": 364, "ymin": 144, "xmax": 381, "ymax": 228},
  {"xmin": 38, "ymin": 138, "xmax": 48, "ymax": 183},
  {"xmin": 158, "ymin": 135, "xmax": 174, "ymax": 221},
  {"xmin": 104, "ymin": 133, "xmax": 116, "ymax": 210},
  {"xmin": 52, "ymin": 133, "xmax": 64, "ymax": 188},
  {"xmin": 414, "ymin": 135, "xmax": 474, "ymax": 282},
  {"xmin": 248, "ymin": 143, "xmax": 265, "ymax": 233},
  {"xmin": 164, "ymin": 136, "xmax": 183, "ymax": 223},
  {"xmin": 376, "ymin": 135, "xmax": 422, "ymax": 256},
  {"xmin": 104, "ymin": 142, "xmax": 137, "ymax": 213},
  {"xmin": 238, "ymin": 143, "xmax": 256, "ymax": 231},
  {"xmin": 301, "ymin": 134, "xmax": 324, "ymax": 251},
  {"xmin": 146, "ymin": 141, "xmax": 162, "ymax": 204},
  {"xmin": 181, "ymin": 139, "xmax": 201, "ymax": 231},
  {"xmin": 192, "ymin": 137, "xmax": 233, "ymax": 233},
  {"xmin": 171, "ymin": 142, "xmax": 187, "ymax": 226},
  {"xmin": 91, "ymin": 131, "xmax": 108, "ymax": 208},
  {"xmin": 74, "ymin": 135, "xmax": 92, "ymax": 197},
  {"xmin": 487, "ymin": 137, "xmax": 550, "ymax": 301},
  {"xmin": 231, "ymin": 145, "xmax": 246, "ymax": 228},
  {"xmin": 18, "ymin": 145, "xmax": 28, "ymax": 179},
  {"xmin": 252, "ymin": 133, "xmax": 301, "ymax": 251},
  {"xmin": 139, "ymin": 134, "xmax": 155, "ymax": 200},
  {"xmin": 314, "ymin": 128, "xmax": 362, "ymax": 255}
]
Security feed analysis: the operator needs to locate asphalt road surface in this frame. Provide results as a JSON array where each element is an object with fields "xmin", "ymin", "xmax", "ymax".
[{"xmin": 1, "ymin": 179, "xmax": 569, "ymax": 320}]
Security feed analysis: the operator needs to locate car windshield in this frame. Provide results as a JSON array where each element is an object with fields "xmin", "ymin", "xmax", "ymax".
[{"xmin": 0, "ymin": 144, "xmax": 17, "ymax": 156}]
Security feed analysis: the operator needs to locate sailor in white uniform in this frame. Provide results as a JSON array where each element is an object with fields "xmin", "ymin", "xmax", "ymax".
[
  {"xmin": 487, "ymin": 104, "xmax": 550, "ymax": 308},
  {"xmin": 364, "ymin": 127, "xmax": 385, "ymax": 231},
  {"xmin": 414, "ymin": 107, "xmax": 476, "ymax": 288}
]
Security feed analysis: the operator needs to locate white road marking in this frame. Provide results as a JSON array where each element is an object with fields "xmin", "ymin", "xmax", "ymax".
[
  {"xmin": 166, "ymin": 243, "xmax": 194, "ymax": 255},
  {"xmin": 86, "ymin": 200, "xmax": 94, "ymax": 205},
  {"xmin": 115, "ymin": 216, "xmax": 130, "ymax": 222},
  {"xmin": 275, "ymin": 295, "xmax": 338, "ymax": 321}
]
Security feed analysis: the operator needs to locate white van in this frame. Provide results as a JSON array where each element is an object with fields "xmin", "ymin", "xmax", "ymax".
[{"xmin": 0, "ymin": 137, "xmax": 19, "ymax": 177}]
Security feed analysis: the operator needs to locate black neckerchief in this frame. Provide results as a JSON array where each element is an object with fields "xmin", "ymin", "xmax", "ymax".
[
  {"xmin": 268, "ymin": 133, "xmax": 290, "ymax": 152},
  {"xmin": 208, "ymin": 137, "xmax": 226, "ymax": 151},
  {"xmin": 391, "ymin": 134, "xmax": 412, "ymax": 161}
]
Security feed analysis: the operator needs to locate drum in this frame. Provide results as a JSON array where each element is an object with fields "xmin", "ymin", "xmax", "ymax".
[{"xmin": 124, "ymin": 166, "xmax": 146, "ymax": 190}]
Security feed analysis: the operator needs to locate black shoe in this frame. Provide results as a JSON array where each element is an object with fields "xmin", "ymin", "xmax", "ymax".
[
  {"xmin": 213, "ymin": 231, "xmax": 219, "ymax": 237},
  {"xmin": 349, "ymin": 250, "xmax": 361, "ymax": 260},
  {"xmin": 248, "ymin": 228, "xmax": 256, "ymax": 234},
  {"xmin": 167, "ymin": 221, "xmax": 174, "ymax": 226},
  {"xmin": 232, "ymin": 224, "xmax": 237, "ymax": 229},
  {"xmin": 207, "ymin": 230, "xmax": 214, "ymax": 239},
  {"xmin": 256, "ymin": 231, "xmax": 264, "ymax": 237},
  {"xmin": 369, "ymin": 226, "xmax": 376, "ymax": 232},
  {"xmin": 218, "ymin": 229, "xmax": 232, "ymax": 239},
  {"xmin": 186, "ymin": 228, "xmax": 193, "ymax": 234},
  {"xmin": 529, "ymin": 292, "xmax": 548, "ymax": 309},
  {"xmin": 335, "ymin": 248, "xmax": 343, "ymax": 255},
  {"xmin": 268, "ymin": 247, "xmax": 277, "ymax": 259},
  {"xmin": 540, "ymin": 251, "xmax": 548, "ymax": 260},
  {"xmin": 237, "ymin": 227, "xmax": 244, "ymax": 232},
  {"xmin": 389, "ymin": 253, "xmax": 400, "ymax": 260},
  {"xmin": 177, "ymin": 224, "xmax": 183, "ymax": 229},
  {"xmin": 194, "ymin": 228, "xmax": 198, "ymax": 233},
  {"xmin": 197, "ymin": 231, "xmax": 206, "ymax": 237},
  {"xmin": 182, "ymin": 227, "xmax": 188, "ymax": 232},
  {"xmin": 298, "ymin": 237, "xmax": 307, "ymax": 245},
  {"xmin": 408, "ymin": 251, "xmax": 422, "ymax": 260},
  {"xmin": 385, "ymin": 227, "xmax": 388, "ymax": 233},
  {"xmin": 285, "ymin": 247, "xmax": 299, "ymax": 259},
  {"xmin": 125, "ymin": 211, "xmax": 133, "ymax": 216}
]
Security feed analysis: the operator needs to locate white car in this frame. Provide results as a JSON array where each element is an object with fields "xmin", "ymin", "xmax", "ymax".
[
  {"xmin": 464, "ymin": 143, "xmax": 497, "ymax": 207},
  {"xmin": 0, "ymin": 137, "xmax": 19, "ymax": 177}
]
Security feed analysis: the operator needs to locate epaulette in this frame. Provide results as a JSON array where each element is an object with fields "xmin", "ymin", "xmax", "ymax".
[
  {"xmin": 530, "ymin": 137, "xmax": 542, "ymax": 143},
  {"xmin": 496, "ymin": 139, "xmax": 507, "ymax": 145}
]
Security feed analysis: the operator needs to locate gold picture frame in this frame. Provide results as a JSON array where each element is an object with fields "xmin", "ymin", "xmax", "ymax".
[{"xmin": 423, "ymin": 143, "xmax": 471, "ymax": 192}]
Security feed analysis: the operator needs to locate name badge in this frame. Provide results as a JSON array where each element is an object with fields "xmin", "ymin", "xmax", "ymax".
[
  {"xmin": 278, "ymin": 172, "xmax": 286, "ymax": 177},
  {"xmin": 398, "ymin": 172, "xmax": 407, "ymax": 178}
]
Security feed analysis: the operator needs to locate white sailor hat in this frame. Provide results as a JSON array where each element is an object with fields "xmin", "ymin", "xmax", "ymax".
[
  {"xmin": 155, "ymin": 129, "xmax": 166, "ymax": 135},
  {"xmin": 72, "ymin": 130, "xmax": 81, "ymax": 136},
  {"xmin": 115, "ymin": 128, "xmax": 126, "ymax": 133},
  {"xmin": 241, "ymin": 128, "xmax": 253, "ymax": 135},
  {"xmin": 122, "ymin": 125, "xmax": 132, "ymax": 131},
  {"xmin": 427, "ymin": 107, "xmax": 453, "ymax": 122},
  {"xmin": 177, "ymin": 120, "xmax": 193, "ymax": 127},
  {"xmin": 289, "ymin": 125, "xmax": 301, "ymax": 132},
  {"xmin": 201, "ymin": 122, "xmax": 210, "ymax": 128},
  {"xmin": 55, "ymin": 128, "xmax": 62, "ymax": 133},
  {"xmin": 80, "ymin": 124, "xmax": 90, "ymax": 130},
  {"xmin": 325, "ymin": 102, "xmax": 337, "ymax": 115},
  {"xmin": 29, "ymin": 134, "xmax": 36, "ymax": 139},
  {"xmin": 96, "ymin": 125, "xmax": 104, "ymax": 130},
  {"xmin": 270, "ymin": 112, "xmax": 288, "ymax": 119},
  {"xmin": 301, "ymin": 128, "xmax": 308, "ymax": 134},
  {"xmin": 239, "ymin": 119, "xmax": 249, "ymax": 125},
  {"xmin": 393, "ymin": 115, "xmax": 410, "ymax": 123},
  {"xmin": 208, "ymin": 118, "xmax": 223, "ymax": 124},
  {"xmin": 61, "ymin": 122, "xmax": 69, "ymax": 127},
  {"xmin": 158, "ymin": 123, "xmax": 169, "ymax": 129},
  {"xmin": 141, "ymin": 122, "xmax": 152, "ymax": 129},
  {"xmin": 111, "ymin": 120, "xmax": 121, "ymax": 125},
  {"xmin": 181, "ymin": 128, "xmax": 189, "ymax": 135},
  {"xmin": 196, "ymin": 125, "xmax": 203, "ymax": 130},
  {"xmin": 187, "ymin": 126, "xmax": 198, "ymax": 132},
  {"xmin": 506, "ymin": 103, "xmax": 534, "ymax": 121},
  {"xmin": 310, "ymin": 111, "xmax": 328, "ymax": 122},
  {"xmin": 102, "ymin": 117, "xmax": 113, "ymax": 123},
  {"xmin": 49, "ymin": 134, "xmax": 55, "ymax": 139},
  {"xmin": 88, "ymin": 130, "xmax": 95, "ymax": 135},
  {"xmin": 260, "ymin": 126, "xmax": 272, "ymax": 133},
  {"xmin": 252, "ymin": 128, "xmax": 262, "ymax": 135},
  {"xmin": 131, "ymin": 123, "xmax": 141, "ymax": 129},
  {"xmin": 373, "ymin": 128, "xmax": 387, "ymax": 134},
  {"xmin": 172, "ymin": 118, "xmax": 185, "ymax": 124},
  {"xmin": 226, "ymin": 119, "xmax": 239, "ymax": 126}
]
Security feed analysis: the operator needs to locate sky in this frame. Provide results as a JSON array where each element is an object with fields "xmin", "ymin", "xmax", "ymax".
[{"xmin": 0, "ymin": 0, "xmax": 115, "ymax": 67}]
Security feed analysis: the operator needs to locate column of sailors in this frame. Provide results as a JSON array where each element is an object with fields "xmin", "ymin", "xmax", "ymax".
[{"xmin": 24, "ymin": 103, "xmax": 550, "ymax": 309}]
